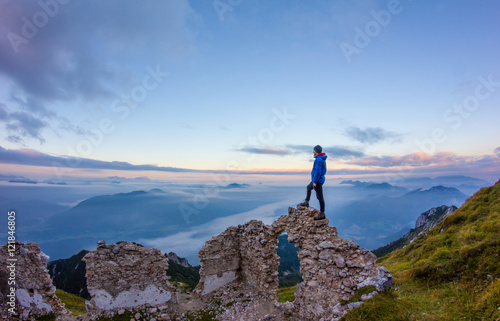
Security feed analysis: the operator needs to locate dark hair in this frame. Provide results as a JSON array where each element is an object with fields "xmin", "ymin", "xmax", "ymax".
[{"xmin": 313, "ymin": 145, "xmax": 322, "ymax": 153}]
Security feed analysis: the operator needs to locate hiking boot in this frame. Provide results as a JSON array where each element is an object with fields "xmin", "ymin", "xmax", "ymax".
[
  {"xmin": 298, "ymin": 200, "xmax": 309, "ymax": 207},
  {"xmin": 313, "ymin": 212, "xmax": 326, "ymax": 220}
]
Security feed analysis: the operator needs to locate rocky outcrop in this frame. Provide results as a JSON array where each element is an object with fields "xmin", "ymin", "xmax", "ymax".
[
  {"xmin": 414, "ymin": 205, "xmax": 457, "ymax": 232},
  {"xmin": 195, "ymin": 206, "xmax": 394, "ymax": 321},
  {"xmin": 373, "ymin": 205, "xmax": 458, "ymax": 257},
  {"xmin": 82, "ymin": 241, "xmax": 178, "ymax": 317},
  {"xmin": 167, "ymin": 252, "xmax": 191, "ymax": 268},
  {"xmin": 0, "ymin": 241, "xmax": 69, "ymax": 320}
]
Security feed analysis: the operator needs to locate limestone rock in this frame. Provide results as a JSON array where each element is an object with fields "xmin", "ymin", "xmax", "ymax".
[
  {"xmin": 0, "ymin": 241, "xmax": 70, "ymax": 320},
  {"xmin": 83, "ymin": 241, "xmax": 178, "ymax": 316},
  {"xmin": 195, "ymin": 206, "xmax": 394, "ymax": 320}
]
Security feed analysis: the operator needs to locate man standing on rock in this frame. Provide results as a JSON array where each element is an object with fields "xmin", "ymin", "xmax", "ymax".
[{"xmin": 299, "ymin": 145, "xmax": 327, "ymax": 220}]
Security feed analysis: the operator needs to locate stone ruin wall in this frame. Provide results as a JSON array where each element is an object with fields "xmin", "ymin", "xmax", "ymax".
[
  {"xmin": 0, "ymin": 206, "xmax": 394, "ymax": 321},
  {"xmin": 82, "ymin": 240, "xmax": 178, "ymax": 314},
  {"xmin": 194, "ymin": 220, "xmax": 280, "ymax": 298},
  {"xmin": 196, "ymin": 206, "xmax": 394, "ymax": 321},
  {"xmin": 0, "ymin": 241, "xmax": 69, "ymax": 320}
]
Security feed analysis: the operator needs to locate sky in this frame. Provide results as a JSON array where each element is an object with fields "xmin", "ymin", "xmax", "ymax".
[{"xmin": 0, "ymin": 0, "xmax": 499, "ymax": 184}]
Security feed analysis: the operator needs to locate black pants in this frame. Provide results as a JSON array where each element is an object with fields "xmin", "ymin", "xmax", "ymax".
[{"xmin": 306, "ymin": 182, "xmax": 325, "ymax": 213}]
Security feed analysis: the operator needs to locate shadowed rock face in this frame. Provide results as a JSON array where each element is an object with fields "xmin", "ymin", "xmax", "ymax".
[
  {"xmin": 0, "ymin": 241, "xmax": 69, "ymax": 320},
  {"xmin": 82, "ymin": 241, "xmax": 178, "ymax": 314},
  {"xmin": 195, "ymin": 206, "xmax": 394, "ymax": 321}
]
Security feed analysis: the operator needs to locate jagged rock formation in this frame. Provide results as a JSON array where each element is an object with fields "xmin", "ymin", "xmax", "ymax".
[
  {"xmin": 82, "ymin": 241, "xmax": 178, "ymax": 316},
  {"xmin": 48, "ymin": 249, "xmax": 90, "ymax": 299},
  {"xmin": 195, "ymin": 206, "xmax": 394, "ymax": 320},
  {"xmin": 167, "ymin": 252, "xmax": 191, "ymax": 268},
  {"xmin": 414, "ymin": 205, "xmax": 457, "ymax": 232},
  {"xmin": 0, "ymin": 241, "xmax": 69, "ymax": 320},
  {"xmin": 373, "ymin": 205, "xmax": 458, "ymax": 257}
]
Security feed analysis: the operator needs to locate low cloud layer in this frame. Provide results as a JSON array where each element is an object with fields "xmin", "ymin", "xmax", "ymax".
[{"xmin": 138, "ymin": 199, "xmax": 293, "ymax": 264}]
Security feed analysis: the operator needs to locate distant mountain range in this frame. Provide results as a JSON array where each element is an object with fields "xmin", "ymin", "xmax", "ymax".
[
  {"xmin": 48, "ymin": 250, "xmax": 90, "ymax": 299},
  {"xmin": 334, "ymin": 185, "xmax": 469, "ymax": 249},
  {"xmin": 373, "ymin": 205, "xmax": 458, "ymax": 257},
  {"xmin": 394, "ymin": 175, "xmax": 491, "ymax": 194},
  {"xmin": 341, "ymin": 175, "xmax": 491, "ymax": 196},
  {"xmin": 223, "ymin": 183, "xmax": 250, "ymax": 189},
  {"xmin": 27, "ymin": 186, "xmax": 284, "ymax": 260},
  {"xmin": 340, "ymin": 180, "xmax": 408, "ymax": 196}
]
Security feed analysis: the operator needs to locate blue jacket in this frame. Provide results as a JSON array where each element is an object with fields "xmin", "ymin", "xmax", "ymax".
[{"xmin": 311, "ymin": 154, "xmax": 327, "ymax": 184}]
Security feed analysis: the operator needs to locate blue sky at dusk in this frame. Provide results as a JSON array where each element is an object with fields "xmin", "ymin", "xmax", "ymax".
[{"xmin": 0, "ymin": 0, "xmax": 499, "ymax": 183}]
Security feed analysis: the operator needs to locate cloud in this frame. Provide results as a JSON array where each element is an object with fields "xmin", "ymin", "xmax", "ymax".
[
  {"xmin": 238, "ymin": 145, "xmax": 365, "ymax": 159},
  {"xmin": 238, "ymin": 144, "xmax": 364, "ymax": 159},
  {"xmin": 238, "ymin": 147, "xmax": 292, "ymax": 156},
  {"xmin": 5, "ymin": 111, "xmax": 48, "ymax": 143},
  {"xmin": 0, "ymin": 145, "xmax": 307, "ymax": 175},
  {"xmin": 2, "ymin": 145, "xmax": 498, "ymax": 179},
  {"xmin": 0, "ymin": 0, "xmax": 199, "ymax": 143},
  {"xmin": 1, "ymin": 1, "xmax": 198, "ymax": 101},
  {"xmin": 322, "ymin": 146, "xmax": 365, "ymax": 159},
  {"xmin": 346, "ymin": 151, "xmax": 500, "ymax": 173},
  {"xmin": 0, "ymin": 103, "xmax": 8, "ymax": 120},
  {"xmin": 0, "ymin": 145, "xmax": 200, "ymax": 172},
  {"xmin": 495, "ymin": 147, "xmax": 500, "ymax": 155},
  {"xmin": 287, "ymin": 144, "xmax": 365, "ymax": 159},
  {"xmin": 344, "ymin": 126, "xmax": 403, "ymax": 144},
  {"xmin": 9, "ymin": 93, "xmax": 56, "ymax": 118},
  {"xmin": 6, "ymin": 135, "xmax": 25, "ymax": 145}
]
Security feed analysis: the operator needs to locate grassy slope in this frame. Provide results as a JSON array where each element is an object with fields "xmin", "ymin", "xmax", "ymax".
[
  {"xmin": 55, "ymin": 289, "xmax": 87, "ymax": 316},
  {"xmin": 342, "ymin": 180, "xmax": 500, "ymax": 321}
]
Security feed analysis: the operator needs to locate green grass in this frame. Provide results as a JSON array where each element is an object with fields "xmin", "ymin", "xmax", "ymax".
[
  {"xmin": 340, "ymin": 290, "xmax": 416, "ymax": 321},
  {"xmin": 344, "ymin": 285, "xmax": 377, "ymax": 304},
  {"xmin": 55, "ymin": 289, "xmax": 87, "ymax": 316},
  {"xmin": 277, "ymin": 285, "xmax": 296, "ymax": 303},
  {"xmin": 342, "ymin": 181, "xmax": 500, "ymax": 320}
]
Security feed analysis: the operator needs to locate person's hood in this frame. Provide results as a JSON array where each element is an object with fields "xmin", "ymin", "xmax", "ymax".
[{"xmin": 315, "ymin": 153, "xmax": 327, "ymax": 160}]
